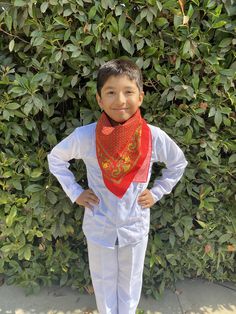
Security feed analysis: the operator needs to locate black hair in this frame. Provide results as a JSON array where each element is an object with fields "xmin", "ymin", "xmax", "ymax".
[{"xmin": 97, "ymin": 59, "xmax": 143, "ymax": 96}]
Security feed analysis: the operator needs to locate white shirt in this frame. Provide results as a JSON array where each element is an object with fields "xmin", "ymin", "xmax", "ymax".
[{"xmin": 47, "ymin": 123, "xmax": 188, "ymax": 248}]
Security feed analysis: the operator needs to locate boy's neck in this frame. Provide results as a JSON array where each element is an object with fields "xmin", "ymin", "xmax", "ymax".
[{"xmin": 108, "ymin": 117, "xmax": 123, "ymax": 126}]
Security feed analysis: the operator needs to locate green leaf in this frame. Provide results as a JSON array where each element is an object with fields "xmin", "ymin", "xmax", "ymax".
[
  {"xmin": 57, "ymin": 87, "xmax": 64, "ymax": 98},
  {"xmin": 150, "ymin": 255, "xmax": 155, "ymax": 268},
  {"xmin": 218, "ymin": 234, "xmax": 232, "ymax": 244},
  {"xmin": 71, "ymin": 75, "xmax": 78, "ymax": 87},
  {"xmin": 192, "ymin": 74, "xmax": 199, "ymax": 91},
  {"xmin": 31, "ymin": 168, "xmax": 43, "ymax": 178},
  {"xmin": 55, "ymin": 51, "xmax": 62, "ymax": 62},
  {"xmin": 175, "ymin": 225, "xmax": 183, "ymax": 237},
  {"xmin": 174, "ymin": 15, "xmax": 182, "ymax": 29},
  {"xmin": 109, "ymin": 16, "xmax": 119, "ymax": 34},
  {"xmin": 169, "ymin": 233, "xmax": 176, "ymax": 248},
  {"xmin": 40, "ymin": 2, "xmax": 48, "ymax": 13},
  {"xmin": 157, "ymin": 74, "xmax": 168, "ymax": 87},
  {"xmin": 214, "ymin": 110, "xmax": 222, "ymax": 128},
  {"xmin": 166, "ymin": 254, "xmax": 177, "ymax": 265},
  {"xmin": 32, "ymin": 96, "xmax": 43, "ymax": 110},
  {"xmin": 36, "ymin": 230, "xmax": 43, "ymax": 237},
  {"xmin": 101, "ymin": 0, "xmax": 109, "ymax": 9},
  {"xmin": 11, "ymin": 179, "xmax": 22, "ymax": 190},
  {"xmin": 6, "ymin": 103, "xmax": 21, "ymax": 110},
  {"xmin": 219, "ymin": 69, "xmax": 235, "ymax": 77},
  {"xmin": 145, "ymin": 47, "xmax": 157, "ymax": 57},
  {"xmin": 118, "ymin": 14, "xmax": 126, "ymax": 32},
  {"xmin": 184, "ymin": 128, "xmax": 193, "ymax": 144},
  {"xmin": 146, "ymin": 11, "xmax": 153, "ymax": 24},
  {"xmin": 12, "ymin": 123, "xmax": 23, "ymax": 136},
  {"xmin": 47, "ymin": 191, "xmax": 58, "ymax": 205},
  {"xmin": 187, "ymin": 4, "xmax": 194, "ymax": 18},
  {"xmin": 184, "ymin": 228, "xmax": 190, "ymax": 242},
  {"xmin": 212, "ymin": 20, "xmax": 227, "ymax": 28},
  {"xmin": 82, "ymin": 36, "xmax": 94, "ymax": 46},
  {"xmin": 23, "ymin": 102, "xmax": 33, "ymax": 116},
  {"xmin": 155, "ymin": 17, "xmax": 168, "ymax": 27},
  {"xmin": 223, "ymin": 117, "xmax": 231, "ymax": 127},
  {"xmin": 167, "ymin": 90, "xmax": 175, "ymax": 101},
  {"xmin": 33, "ymin": 37, "xmax": 45, "ymax": 46},
  {"xmin": 208, "ymin": 107, "xmax": 216, "ymax": 117},
  {"xmin": 60, "ymin": 273, "xmax": 68, "ymax": 287},
  {"xmin": 47, "ymin": 133, "xmax": 57, "ymax": 146},
  {"xmin": 6, "ymin": 206, "xmax": 17, "ymax": 227},
  {"xmin": 9, "ymin": 39, "xmax": 15, "ymax": 52},
  {"xmin": 14, "ymin": 0, "xmax": 26, "ymax": 6},
  {"xmin": 54, "ymin": 16, "xmax": 69, "ymax": 27},
  {"xmin": 137, "ymin": 39, "xmax": 144, "ymax": 51},
  {"xmin": 156, "ymin": 1, "xmax": 162, "ymax": 11},
  {"xmin": 140, "ymin": 8, "xmax": 148, "ymax": 20},
  {"xmin": 5, "ymin": 15, "xmax": 13, "ymax": 32},
  {"xmin": 1, "ymin": 245, "xmax": 14, "ymax": 253},
  {"xmin": 115, "ymin": 5, "xmax": 123, "ymax": 16},
  {"xmin": 218, "ymin": 38, "xmax": 232, "ymax": 48},
  {"xmin": 88, "ymin": 6, "xmax": 97, "ymax": 19},
  {"xmin": 183, "ymin": 40, "xmax": 191, "ymax": 55},
  {"xmin": 25, "ymin": 184, "xmax": 42, "ymax": 194},
  {"xmin": 148, "ymin": 0, "xmax": 156, "ymax": 5},
  {"xmin": 224, "ymin": 1, "xmax": 236, "ymax": 16},
  {"xmin": 63, "ymin": 9, "xmax": 72, "ymax": 17},
  {"xmin": 196, "ymin": 220, "xmax": 207, "ymax": 228},
  {"xmin": 229, "ymin": 154, "xmax": 236, "ymax": 164},
  {"xmin": 64, "ymin": 29, "xmax": 71, "ymax": 42},
  {"xmin": 120, "ymin": 36, "xmax": 132, "ymax": 54},
  {"xmin": 24, "ymin": 246, "xmax": 31, "ymax": 261}
]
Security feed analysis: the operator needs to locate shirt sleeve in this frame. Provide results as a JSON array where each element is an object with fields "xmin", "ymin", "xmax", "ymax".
[
  {"xmin": 47, "ymin": 128, "xmax": 84, "ymax": 203},
  {"xmin": 150, "ymin": 127, "xmax": 188, "ymax": 203}
]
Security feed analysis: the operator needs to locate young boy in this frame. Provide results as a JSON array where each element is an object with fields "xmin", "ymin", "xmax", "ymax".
[{"xmin": 47, "ymin": 59, "xmax": 188, "ymax": 314}]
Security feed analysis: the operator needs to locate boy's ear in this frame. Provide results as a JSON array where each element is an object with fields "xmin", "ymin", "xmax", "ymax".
[
  {"xmin": 138, "ymin": 91, "xmax": 144, "ymax": 107},
  {"xmin": 96, "ymin": 93, "xmax": 103, "ymax": 109}
]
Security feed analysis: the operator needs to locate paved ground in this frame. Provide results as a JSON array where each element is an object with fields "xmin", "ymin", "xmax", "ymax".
[{"xmin": 0, "ymin": 279, "xmax": 236, "ymax": 314}]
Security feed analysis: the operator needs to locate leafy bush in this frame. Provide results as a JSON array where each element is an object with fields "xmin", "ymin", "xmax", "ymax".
[{"xmin": 0, "ymin": 0, "xmax": 235, "ymax": 296}]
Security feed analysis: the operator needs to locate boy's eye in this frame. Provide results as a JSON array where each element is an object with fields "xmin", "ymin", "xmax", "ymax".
[{"xmin": 107, "ymin": 91, "xmax": 114, "ymax": 95}]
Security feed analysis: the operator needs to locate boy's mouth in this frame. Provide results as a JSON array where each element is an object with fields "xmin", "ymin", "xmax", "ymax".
[{"xmin": 113, "ymin": 108, "xmax": 128, "ymax": 111}]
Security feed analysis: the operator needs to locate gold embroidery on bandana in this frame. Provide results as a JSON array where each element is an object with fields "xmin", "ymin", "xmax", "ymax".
[{"xmin": 97, "ymin": 125, "xmax": 142, "ymax": 184}]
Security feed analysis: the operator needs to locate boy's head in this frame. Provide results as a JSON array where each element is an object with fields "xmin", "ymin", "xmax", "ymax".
[
  {"xmin": 97, "ymin": 59, "xmax": 143, "ymax": 96},
  {"xmin": 96, "ymin": 59, "xmax": 144, "ymax": 125}
]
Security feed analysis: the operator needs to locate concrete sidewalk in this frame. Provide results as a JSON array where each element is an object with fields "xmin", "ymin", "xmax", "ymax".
[{"xmin": 0, "ymin": 279, "xmax": 236, "ymax": 314}]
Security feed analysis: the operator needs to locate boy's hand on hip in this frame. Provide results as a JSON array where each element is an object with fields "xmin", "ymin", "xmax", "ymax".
[
  {"xmin": 138, "ymin": 189, "xmax": 155, "ymax": 209},
  {"xmin": 75, "ymin": 189, "xmax": 99, "ymax": 210}
]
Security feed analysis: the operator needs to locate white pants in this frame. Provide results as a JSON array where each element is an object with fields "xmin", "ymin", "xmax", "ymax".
[{"xmin": 87, "ymin": 236, "xmax": 148, "ymax": 314}]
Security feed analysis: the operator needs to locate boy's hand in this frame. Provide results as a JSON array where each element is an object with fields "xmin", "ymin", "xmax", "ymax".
[
  {"xmin": 75, "ymin": 189, "xmax": 99, "ymax": 210},
  {"xmin": 138, "ymin": 189, "xmax": 155, "ymax": 209}
]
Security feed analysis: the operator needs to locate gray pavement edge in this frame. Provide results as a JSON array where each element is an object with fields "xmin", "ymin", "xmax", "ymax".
[{"xmin": 0, "ymin": 279, "xmax": 236, "ymax": 314}]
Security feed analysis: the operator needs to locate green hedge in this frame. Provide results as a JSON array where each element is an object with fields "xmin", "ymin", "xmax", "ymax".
[{"xmin": 0, "ymin": 0, "xmax": 235, "ymax": 296}]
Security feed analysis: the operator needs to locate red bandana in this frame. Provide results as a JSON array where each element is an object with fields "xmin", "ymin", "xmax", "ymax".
[{"xmin": 96, "ymin": 109, "xmax": 152, "ymax": 198}]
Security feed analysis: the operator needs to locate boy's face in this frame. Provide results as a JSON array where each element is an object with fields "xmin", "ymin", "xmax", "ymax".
[{"xmin": 96, "ymin": 75, "xmax": 144, "ymax": 125}]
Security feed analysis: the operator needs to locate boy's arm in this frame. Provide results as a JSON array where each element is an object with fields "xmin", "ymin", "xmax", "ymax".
[
  {"xmin": 150, "ymin": 128, "xmax": 188, "ymax": 203},
  {"xmin": 47, "ymin": 129, "xmax": 84, "ymax": 203}
]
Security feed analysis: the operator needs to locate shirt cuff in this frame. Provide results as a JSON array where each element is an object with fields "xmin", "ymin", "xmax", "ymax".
[
  {"xmin": 149, "ymin": 188, "xmax": 162, "ymax": 203},
  {"xmin": 69, "ymin": 185, "xmax": 85, "ymax": 203}
]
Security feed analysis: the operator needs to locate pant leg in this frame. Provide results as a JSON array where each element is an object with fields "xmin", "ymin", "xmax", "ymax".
[
  {"xmin": 117, "ymin": 236, "xmax": 148, "ymax": 314},
  {"xmin": 87, "ymin": 240, "xmax": 118, "ymax": 314}
]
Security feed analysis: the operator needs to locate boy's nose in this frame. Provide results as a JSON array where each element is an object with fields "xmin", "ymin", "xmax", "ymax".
[{"xmin": 117, "ymin": 92, "xmax": 126, "ymax": 104}]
